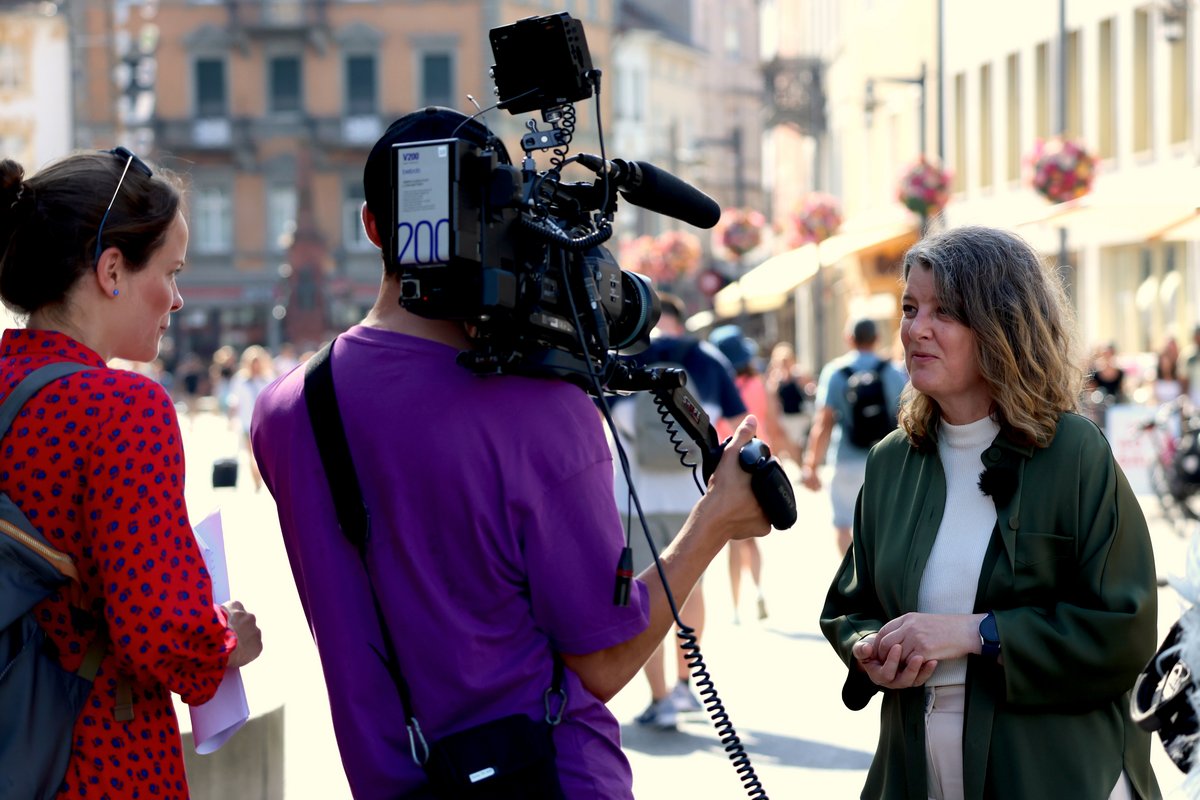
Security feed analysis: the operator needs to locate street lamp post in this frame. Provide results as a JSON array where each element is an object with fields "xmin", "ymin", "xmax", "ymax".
[{"xmin": 694, "ymin": 127, "xmax": 746, "ymax": 209}]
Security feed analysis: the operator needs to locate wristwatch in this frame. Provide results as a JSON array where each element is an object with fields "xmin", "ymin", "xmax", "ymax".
[{"xmin": 979, "ymin": 611, "xmax": 1001, "ymax": 658}]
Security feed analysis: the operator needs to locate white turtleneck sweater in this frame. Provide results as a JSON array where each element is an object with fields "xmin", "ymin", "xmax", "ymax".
[{"xmin": 917, "ymin": 415, "xmax": 1001, "ymax": 686}]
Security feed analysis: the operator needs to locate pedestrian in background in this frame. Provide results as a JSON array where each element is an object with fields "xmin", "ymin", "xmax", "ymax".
[
  {"xmin": 766, "ymin": 341, "xmax": 814, "ymax": 458},
  {"xmin": 610, "ymin": 293, "xmax": 748, "ymax": 730},
  {"xmin": 800, "ymin": 318, "xmax": 906, "ymax": 554},
  {"xmin": 709, "ymin": 324, "xmax": 795, "ymax": 624},
  {"xmin": 821, "ymin": 225, "xmax": 1159, "ymax": 800},
  {"xmin": 0, "ymin": 148, "xmax": 262, "ymax": 799},
  {"xmin": 230, "ymin": 344, "xmax": 275, "ymax": 491}
]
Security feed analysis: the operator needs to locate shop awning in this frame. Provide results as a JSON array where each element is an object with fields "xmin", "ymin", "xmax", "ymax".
[
  {"xmin": 1148, "ymin": 208, "xmax": 1200, "ymax": 241},
  {"xmin": 712, "ymin": 244, "xmax": 819, "ymax": 318},
  {"xmin": 1015, "ymin": 179, "xmax": 1200, "ymax": 244},
  {"xmin": 816, "ymin": 221, "xmax": 919, "ymax": 267},
  {"xmin": 710, "ymin": 221, "xmax": 920, "ymax": 320}
]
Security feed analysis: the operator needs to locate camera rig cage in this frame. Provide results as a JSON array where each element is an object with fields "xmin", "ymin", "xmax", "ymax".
[{"xmin": 386, "ymin": 12, "xmax": 658, "ymax": 392}]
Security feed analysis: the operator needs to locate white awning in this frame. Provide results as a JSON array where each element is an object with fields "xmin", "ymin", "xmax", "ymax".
[{"xmin": 712, "ymin": 244, "xmax": 819, "ymax": 318}]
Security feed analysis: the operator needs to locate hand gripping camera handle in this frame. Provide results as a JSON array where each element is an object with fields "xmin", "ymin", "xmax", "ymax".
[{"xmin": 703, "ymin": 437, "xmax": 798, "ymax": 530}]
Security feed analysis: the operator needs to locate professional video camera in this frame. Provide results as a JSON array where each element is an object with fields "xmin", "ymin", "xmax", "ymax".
[
  {"xmin": 385, "ymin": 11, "xmax": 722, "ymax": 391},
  {"xmin": 384, "ymin": 11, "xmax": 793, "ymax": 526}
]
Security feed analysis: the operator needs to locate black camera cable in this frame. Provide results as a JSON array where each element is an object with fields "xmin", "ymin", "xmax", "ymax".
[{"xmin": 561, "ymin": 264, "xmax": 769, "ymax": 800}]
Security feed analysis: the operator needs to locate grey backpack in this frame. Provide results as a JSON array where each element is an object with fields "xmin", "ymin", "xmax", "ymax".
[{"xmin": 0, "ymin": 362, "xmax": 131, "ymax": 800}]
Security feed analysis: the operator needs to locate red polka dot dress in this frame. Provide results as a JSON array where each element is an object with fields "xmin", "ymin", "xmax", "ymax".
[{"xmin": 1, "ymin": 329, "xmax": 236, "ymax": 799}]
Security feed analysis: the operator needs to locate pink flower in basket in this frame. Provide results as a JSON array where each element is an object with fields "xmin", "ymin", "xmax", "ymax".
[
  {"xmin": 619, "ymin": 234, "xmax": 669, "ymax": 285},
  {"xmin": 655, "ymin": 230, "xmax": 702, "ymax": 279},
  {"xmin": 715, "ymin": 208, "xmax": 765, "ymax": 258},
  {"xmin": 790, "ymin": 193, "xmax": 843, "ymax": 246},
  {"xmin": 897, "ymin": 158, "xmax": 952, "ymax": 217},
  {"xmin": 1029, "ymin": 137, "xmax": 1096, "ymax": 204}
]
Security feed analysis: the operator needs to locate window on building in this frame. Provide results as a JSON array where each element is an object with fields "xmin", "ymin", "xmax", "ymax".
[
  {"xmin": 1065, "ymin": 30, "xmax": 1081, "ymax": 138},
  {"xmin": 346, "ymin": 54, "xmax": 376, "ymax": 116},
  {"xmin": 1034, "ymin": 42, "xmax": 1050, "ymax": 140},
  {"xmin": 980, "ymin": 63, "xmax": 993, "ymax": 190},
  {"xmin": 269, "ymin": 55, "xmax": 302, "ymax": 115},
  {"xmin": 420, "ymin": 52, "xmax": 453, "ymax": 108},
  {"xmin": 1169, "ymin": 15, "xmax": 1189, "ymax": 144},
  {"xmin": 267, "ymin": 186, "xmax": 297, "ymax": 252},
  {"xmin": 195, "ymin": 58, "xmax": 227, "ymax": 117},
  {"xmin": 343, "ymin": 181, "xmax": 372, "ymax": 252},
  {"xmin": 1133, "ymin": 9, "xmax": 1151, "ymax": 152},
  {"xmin": 0, "ymin": 41, "xmax": 26, "ymax": 92},
  {"xmin": 192, "ymin": 186, "xmax": 233, "ymax": 254},
  {"xmin": 953, "ymin": 73, "xmax": 966, "ymax": 192},
  {"xmin": 1005, "ymin": 53, "xmax": 1020, "ymax": 182},
  {"xmin": 1098, "ymin": 19, "xmax": 1115, "ymax": 158}
]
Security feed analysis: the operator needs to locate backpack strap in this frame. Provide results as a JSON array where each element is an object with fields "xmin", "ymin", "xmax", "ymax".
[
  {"xmin": 0, "ymin": 362, "xmax": 91, "ymax": 433},
  {"xmin": 0, "ymin": 361, "xmax": 136, "ymax": 722}
]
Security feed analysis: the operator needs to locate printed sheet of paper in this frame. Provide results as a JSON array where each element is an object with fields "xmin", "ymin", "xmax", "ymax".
[{"xmin": 189, "ymin": 508, "xmax": 250, "ymax": 754}]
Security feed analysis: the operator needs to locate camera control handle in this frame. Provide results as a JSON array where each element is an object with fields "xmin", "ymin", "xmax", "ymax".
[{"xmin": 702, "ymin": 437, "xmax": 798, "ymax": 531}]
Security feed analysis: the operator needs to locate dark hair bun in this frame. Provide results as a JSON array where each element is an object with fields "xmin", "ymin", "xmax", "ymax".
[{"xmin": 0, "ymin": 159, "xmax": 24, "ymax": 210}]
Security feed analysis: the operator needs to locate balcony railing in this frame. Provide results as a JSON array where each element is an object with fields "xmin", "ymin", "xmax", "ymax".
[
  {"xmin": 155, "ymin": 116, "xmax": 254, "ymax": 155},
  {"xmin": 226, "ymin": 0, "xmax": 329, "ymax": 34}
]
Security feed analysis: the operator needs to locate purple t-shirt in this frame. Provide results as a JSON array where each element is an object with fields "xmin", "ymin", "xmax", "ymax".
[{"xmin": 251, "ymin": 325, "xmax": 650, "ymax": 799}]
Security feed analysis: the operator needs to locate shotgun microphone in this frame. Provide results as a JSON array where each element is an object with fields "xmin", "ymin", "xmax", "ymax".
[{"xmin": 577, "ymin": 154, "xmax": 722, "ymax": 230}]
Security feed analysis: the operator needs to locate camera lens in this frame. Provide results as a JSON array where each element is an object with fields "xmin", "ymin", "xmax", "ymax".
[{"xmin": 610, "ymin": 271, "xmax": 659, "ymax": 352}]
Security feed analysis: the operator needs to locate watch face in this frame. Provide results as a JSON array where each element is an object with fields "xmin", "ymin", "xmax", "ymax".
[{"xmin": 980, "ymin": 613, "xmax": 1000, "ymax": 656}]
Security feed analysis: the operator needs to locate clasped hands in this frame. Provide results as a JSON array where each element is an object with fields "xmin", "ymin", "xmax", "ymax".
[{"xmin": 851, "ymin": 612, "xmax": 987, "ymax": 690}]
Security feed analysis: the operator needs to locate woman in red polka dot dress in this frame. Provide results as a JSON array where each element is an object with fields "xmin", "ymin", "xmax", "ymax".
[{"xmin": 0, "ymin": 149, "xmax": 263, "ymax": 799}]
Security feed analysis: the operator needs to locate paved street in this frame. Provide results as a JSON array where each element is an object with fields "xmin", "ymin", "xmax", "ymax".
[{"xmin": 174, "ymin": 409, "xmax": 1192, "ymax": 799}]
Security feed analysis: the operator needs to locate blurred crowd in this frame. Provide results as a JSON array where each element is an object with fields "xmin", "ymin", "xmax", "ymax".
[{"xmin": 1083, "ymin": 325, "xmax": 1200, "ymax": 424}]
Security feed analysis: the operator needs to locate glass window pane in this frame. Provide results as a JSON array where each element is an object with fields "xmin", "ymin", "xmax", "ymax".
[
  {"xmin": 192, "ymin": 186, "xmax": 232, "ymax": 253},
  {"xmin": 346, "ymin": 55, "xmax": 376, "ymax": 115},
  {"xmin": 421, "ymin": 53, "xmax": 452, "ymax": 108},
  {"xmin": 270, "ymin": 56, "xmax": 302, "ymax": 114},
  {"xmin": 196, "ymin": 59, "xmax": 226, "ymax": 117},
  {"xmin": 268, "ymin": 187, "xmax": 297, "ymax": 251}
]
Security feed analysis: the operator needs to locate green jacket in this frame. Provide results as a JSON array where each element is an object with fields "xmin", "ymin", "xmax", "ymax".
[{"xmin": 820, "ymin": 412, "xmax": 1161, "ymax": 800}]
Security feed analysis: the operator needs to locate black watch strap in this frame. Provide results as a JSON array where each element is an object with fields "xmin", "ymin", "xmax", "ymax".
[{"xmin": 979, "ymin": 611, "xmax": 1001, "ymax": 658}]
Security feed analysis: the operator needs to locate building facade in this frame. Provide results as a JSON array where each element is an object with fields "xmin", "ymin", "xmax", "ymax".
[{"xmin": 68, "ymin": 0, "xmax": 615, "ymax": 357}]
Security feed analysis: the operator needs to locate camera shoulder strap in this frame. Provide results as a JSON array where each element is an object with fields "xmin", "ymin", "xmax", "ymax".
[
  {"xmin": 303, "ymin": 339, "xmax": 427, "ymax": 761},
  {"xmin": 303, "ymin": 339, "xmax": 568, "ymax": 765}
]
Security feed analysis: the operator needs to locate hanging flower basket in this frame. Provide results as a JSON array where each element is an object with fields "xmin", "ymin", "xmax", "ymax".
[
  {"xmin": 656, "ymin": 230, "xmax": 702, "ymax": 279},
  {"xmin": 714, "ymin": 208, "xmax": 765, "ymax": 258},
  {"xmin": 1029, "ymin": 137, "xmax": 1096, "ymax": 204},
  {"xmin": 619, "ymin": 234, "xmax": 668, "ymax": 285},
  {"xmin": 897, "ymin": 158, "xmax": 952, "ymax": 217},
  {"xmin": 790, "ymin": 193, "xmax": 843, "ymax": 246}
]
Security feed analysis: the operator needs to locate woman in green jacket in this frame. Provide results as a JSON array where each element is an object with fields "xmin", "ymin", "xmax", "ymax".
[{"xmin": 820, "ymin": 225, "xmax": 1160, "ymax": 800}]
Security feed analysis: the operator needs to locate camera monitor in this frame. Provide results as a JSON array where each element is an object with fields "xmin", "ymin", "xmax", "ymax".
[{"xmin": 489, "ymin": 12, "xmax": 593, "ymax": 114}]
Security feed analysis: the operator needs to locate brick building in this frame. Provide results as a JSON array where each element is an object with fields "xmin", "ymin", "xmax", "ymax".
[{"xmin": 70, "ymin": 0, "xmax": 615, "ymax": 357}]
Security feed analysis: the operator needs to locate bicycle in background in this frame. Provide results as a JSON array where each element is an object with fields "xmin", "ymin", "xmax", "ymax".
[{"xmin": 1140, "ymin": 396, "xmax": 1200, "ymax": 533}]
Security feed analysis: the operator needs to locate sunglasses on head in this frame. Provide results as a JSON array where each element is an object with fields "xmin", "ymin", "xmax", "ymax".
[{"xmin": 94, "ymin": 146, "xmax": 153, "ymax": 267}]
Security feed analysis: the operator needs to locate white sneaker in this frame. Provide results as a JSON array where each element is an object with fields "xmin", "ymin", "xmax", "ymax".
[
  {"xmin": 634, "ymin": 697, "xmax": 677, "ymax": 730},
  {"xmin": 670, "ymin": 682, "xmax": 704, "ymax": 713}
]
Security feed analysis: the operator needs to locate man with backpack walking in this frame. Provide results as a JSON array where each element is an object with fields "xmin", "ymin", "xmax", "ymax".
[
  {"xmin": 609, "ymin": 293, "xmax": 747, "ymax": 730},
  {"xmin": 800, "ymin": 318, "xmax": 907, "ymax": 554}
]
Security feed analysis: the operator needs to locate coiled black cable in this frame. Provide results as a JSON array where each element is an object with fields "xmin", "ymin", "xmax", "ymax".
[
  {"xmin": 653, "ymin": 394, "xmax": 706, "ymax": 496},
  {"xmin": 545, "ymin": 89, "xmax": 769, "ymax": 799},
  {"xmin": 548, "ymin": 103, "xmax": 576, "ymax": 169},
  {"xmin": 639, "ymin": 398, "xmax": 768, "ymax": 798}
]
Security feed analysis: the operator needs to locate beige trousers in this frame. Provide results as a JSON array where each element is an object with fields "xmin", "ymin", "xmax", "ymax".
[{"xmin": 923, "ymin": 684, "xmax": 1132, "ymax": 800}]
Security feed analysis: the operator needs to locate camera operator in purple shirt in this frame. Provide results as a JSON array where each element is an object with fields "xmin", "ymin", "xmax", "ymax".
[{"xmin": 251, "ymin": 107, "xmax": 771, "ymax": 799}]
